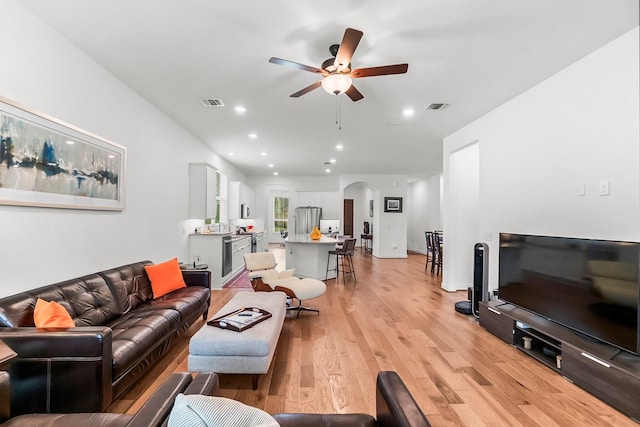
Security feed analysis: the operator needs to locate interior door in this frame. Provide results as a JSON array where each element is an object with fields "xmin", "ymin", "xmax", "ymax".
[{"xmin": 343, "ymin": 199, "xmax": 354, "ymax": 237}]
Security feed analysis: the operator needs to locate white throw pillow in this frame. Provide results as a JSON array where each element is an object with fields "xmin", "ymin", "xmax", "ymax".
[{"xmin": 168, "ymin": 394, "xmax": 280, "ymax": 427}]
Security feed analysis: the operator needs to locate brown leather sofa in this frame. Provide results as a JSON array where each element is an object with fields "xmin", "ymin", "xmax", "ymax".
[
  {"xmin": 0, "ymin": 371, "xmax": 431, "ymax": 427},
  {"xmin": 0, "ymin": 372, "xmax": 219, "ymax": 427},
  {"xmin": 0, "ymin": 261, "xmax": 210, "ymax": 416},
  {"xmin": 273, "ymin": 371, "xmax": 431, "ymax": 427}
]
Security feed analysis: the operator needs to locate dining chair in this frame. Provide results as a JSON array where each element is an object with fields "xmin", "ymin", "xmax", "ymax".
[
  {"xmin": 432, "ymin": 232, "xmax": 443, "ymax": 275},
  {"xmin": 361, "ymin": 221, "xmax": 373, "ymax": 254},
  {"xmin": 424, "ymin": 231, "xmax": 434, "ymax": 271}
]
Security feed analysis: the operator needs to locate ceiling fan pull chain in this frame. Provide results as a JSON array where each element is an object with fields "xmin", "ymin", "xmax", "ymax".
[{"xmin": 336, "ymin": 94, "xmax": 342, "ymax": 130}]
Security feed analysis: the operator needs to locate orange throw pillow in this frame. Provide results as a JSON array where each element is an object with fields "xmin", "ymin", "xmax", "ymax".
[
  {"xmin": 145, "ymin": 258, "xmax": 187, "ymax": 298},
  {"xmin": 33, "ymin": 298, "xmax": 75, "ymax": 328}
]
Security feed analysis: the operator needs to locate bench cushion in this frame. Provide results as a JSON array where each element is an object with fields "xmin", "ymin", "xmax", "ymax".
[{"xmin": 188, "ymin": 291, "xmax": 286, "ymax": 374}]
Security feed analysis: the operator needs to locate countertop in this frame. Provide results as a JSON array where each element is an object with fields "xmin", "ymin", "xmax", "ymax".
[
  {"xmin": 285, "ymin": 234, "xmax": 341, "ymax": 244},
  {"xmin": 189, "ymin": 231, "xmax": 232, "ymax": 236}
]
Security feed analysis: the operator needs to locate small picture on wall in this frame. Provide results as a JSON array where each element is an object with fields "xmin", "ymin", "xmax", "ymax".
[
  {"xmin": 384, "ymin": 197, "xmax": 402, "ymax": 213},
  {"xmin": 369, "ymin": 199, "xmax": 373, "ymax": 217}
]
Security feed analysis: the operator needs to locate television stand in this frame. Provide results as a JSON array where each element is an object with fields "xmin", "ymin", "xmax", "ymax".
[{"xmin": 480, "ymin": 300, "xmax": 640, "ymax": 422}]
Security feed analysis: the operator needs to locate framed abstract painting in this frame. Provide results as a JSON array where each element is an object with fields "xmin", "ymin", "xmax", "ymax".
[{"xmin": 0, "ymin": 96, "xmax": 126, "ymax": 210}]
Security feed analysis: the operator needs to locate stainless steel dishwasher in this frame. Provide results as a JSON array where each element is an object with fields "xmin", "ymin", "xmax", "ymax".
[{"xmin": 222, "ymin": 236, "xmax": 233, "ymax": 277}]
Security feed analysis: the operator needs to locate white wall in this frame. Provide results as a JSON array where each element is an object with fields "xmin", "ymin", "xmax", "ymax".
[
  {"xmin": 0, "ymin": 1, "xmax": 244, "ymax": 297},
  {"xmin": 442, "ymin": 143, "xmax": 479, "ymax": 291},
  {"xmin": 340, "ymin": 174, "xmax": 408, "ymax": 258},
  {"xmin": 344, "ymin": 183, "xmax": 374, "ymax": 247},
  {"xmin": 443, "ymin": 27, "xmax": 640, "ymax": 293},
  {"xmin": 407, "ymin": 174, "xmax": 442, "ymax": 253}
]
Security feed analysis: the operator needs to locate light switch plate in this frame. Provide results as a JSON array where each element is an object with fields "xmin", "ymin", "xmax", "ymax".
[
  {"xmin": 577, "ymin": 183, "xmax": 586, "ymax": 196},
  {"xmin": 599, "ymin": 181, "xmax": 610, "ymax": 196}
]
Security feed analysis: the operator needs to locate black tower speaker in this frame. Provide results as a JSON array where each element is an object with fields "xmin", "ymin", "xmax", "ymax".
[{"xmin": 472, "ymin": 243, "xmax": 489, "ymax": 317}]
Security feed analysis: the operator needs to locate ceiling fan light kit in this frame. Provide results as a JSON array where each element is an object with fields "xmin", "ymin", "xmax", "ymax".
[
  {"xmin": 321, "ymin": 74, "xmax": 353, "ymax": 95},
  {"xmin": 269, "ymin": 27, "xmax": 408, "ymax": 102}
]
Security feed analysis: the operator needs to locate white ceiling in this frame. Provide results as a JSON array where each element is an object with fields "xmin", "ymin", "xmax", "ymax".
[{"xmin": 22, "ymin": 0, "xmax": 638, "ymax": 180}]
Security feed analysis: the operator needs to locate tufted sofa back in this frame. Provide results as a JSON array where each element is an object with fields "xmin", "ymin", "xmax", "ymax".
[
  {"xmin": 0, "ymin": 273, "xmax": 121, "ymax": 327},
  {"xmin": 99, "ymin": 261, "xmax": 154, "ymax": 314}
]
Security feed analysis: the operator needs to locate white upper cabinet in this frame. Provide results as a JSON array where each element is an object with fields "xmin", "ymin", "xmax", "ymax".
[
  {"xmin": 189, "ymin": 163, "xmax": 222, "ymax": 220},
  {"xmin": 228, "ymin": 181, "xmax": 255, "ymax": 219},
  {"xmin": 295, "ymin": 191, "xmax": 339, "ymax": 218}
]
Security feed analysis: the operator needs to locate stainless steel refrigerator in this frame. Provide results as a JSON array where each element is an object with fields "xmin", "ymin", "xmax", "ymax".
[{"xmin": 294, "ymin": 206, "xmax": 322, "ymax": 235}]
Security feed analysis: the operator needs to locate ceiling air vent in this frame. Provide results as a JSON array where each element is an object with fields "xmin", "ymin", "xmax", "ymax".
[
  {"xmin": 425, "ymin": 103, "xmax": 449, "ymax": 111},
  {"xmin": 201, "ymin": 99, "xmax": 225, "ymax": 107}
]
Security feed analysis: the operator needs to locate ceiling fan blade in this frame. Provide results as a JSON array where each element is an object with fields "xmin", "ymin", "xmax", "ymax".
[
  {"xmin": 269, "ymin": 57, "xmax": 325, "ymax": 74},
  {"xmin": 351, "ymin": 63, "xmax": 409, "ymax": 78},
  {"xmin": 290, "ymin": 81, "xmax": 322, "ymax": 98},
  {"xmin": 345, "ymin": 85, "xmax": 364, "ymax": 102},
  {"xmin": 334, "ymin": 28, "xmax": 364, "ymax": 72}
]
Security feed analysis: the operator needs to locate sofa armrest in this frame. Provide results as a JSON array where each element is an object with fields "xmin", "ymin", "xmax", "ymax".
[
  {"xmin": 0, "ymin": 327, "xmax": 113, "ymax": 415},
  {"xmin": 0, "ymin": 371, "xmax": 9, "ymax": 423},
  {"xmin": 182, "ymin": 270, "xmax": 211, "ymax": 288},
  {"xmin": 376, "ymin": 371, "xmax": 431, "ymax": 427},
  {"xmin": 126, "ymin": 373, "xmax": 219, "ymax": 427}
]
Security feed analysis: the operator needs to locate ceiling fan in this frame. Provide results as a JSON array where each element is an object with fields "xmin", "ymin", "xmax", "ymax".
[{"xmin": 269, "ymin": 27, "xmax": 408, "ymax": 102}]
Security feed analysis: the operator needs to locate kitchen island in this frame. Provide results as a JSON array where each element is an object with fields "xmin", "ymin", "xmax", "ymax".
[{"xmin": 285, "ymin": 234, "xmax": 341, "ymax": 280}]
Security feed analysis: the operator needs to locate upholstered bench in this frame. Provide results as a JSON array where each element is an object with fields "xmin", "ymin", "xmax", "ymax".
[{"xmin": 188, "ymin": 291, "xmax": 287, "ymax": 389}]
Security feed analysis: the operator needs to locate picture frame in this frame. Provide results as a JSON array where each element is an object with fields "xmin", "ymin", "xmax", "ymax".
[
  {"xmin": 369, "ymin": 199, "xmax": 374, "ymax": 217},
  {"xmin": 0, "ymin": 96, "xmax": 126, "ymax": 210},
  {"xmin": 384, "ymin": 196, "xmax": 403, "ymax": 213}
]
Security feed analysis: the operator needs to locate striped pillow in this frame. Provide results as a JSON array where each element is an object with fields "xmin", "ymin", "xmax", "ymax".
[{"xmin": 168, "ymin": 394, "xmax": 279, "ymax": 427}]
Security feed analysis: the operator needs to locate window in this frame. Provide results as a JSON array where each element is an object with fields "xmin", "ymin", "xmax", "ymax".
[{"xmin": 273, "ymin": 196, "xmax": 288, "ymax": 232}]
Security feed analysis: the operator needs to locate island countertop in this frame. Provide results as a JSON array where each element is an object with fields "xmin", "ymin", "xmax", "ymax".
[{"xmin": 285, "ymin": 234, "xmax": 341, "ymax": 244}]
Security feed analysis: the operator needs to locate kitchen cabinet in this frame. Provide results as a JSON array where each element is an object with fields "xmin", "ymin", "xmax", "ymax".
[
  {"xmin": 188, "ymin": 233, "xmax": 251, "ymax": 289},
  {"xmin": 228, "ymin": 181, "xmax": 255, "ymax": 219},
  {"xmin": 188, "ymin": 233, "xmax": 227, "ymax": 289},
  {"xmin": 255, "ymin": 232, "xmax": 268, "ymax": 253},
  {"xmin": 189, "ymin": 163, "xmax": 226, "ymax": 220},
  {"xmin": 294, "ymin": 191, "xmax": 339, "ymax": 218},
  {"xmin": 231, "ymin": 235, "xmax": 251, "ymax": 275}
]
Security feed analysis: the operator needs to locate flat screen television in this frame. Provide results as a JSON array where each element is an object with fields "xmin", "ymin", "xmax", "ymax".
[{"xmin": 498, "ymin": 233, "xmax": 640, "ymax": 355}]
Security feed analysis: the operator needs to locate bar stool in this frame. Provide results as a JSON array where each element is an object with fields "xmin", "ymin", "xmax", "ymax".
[{"xmin": 325, "ymin": 238, "xmax": 357, "ymax": 284}]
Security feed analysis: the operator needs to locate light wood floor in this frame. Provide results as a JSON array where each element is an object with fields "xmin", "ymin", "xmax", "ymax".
[{"xmin": 110, "ymin": 249, "xmax": 637, "ymax": 426}]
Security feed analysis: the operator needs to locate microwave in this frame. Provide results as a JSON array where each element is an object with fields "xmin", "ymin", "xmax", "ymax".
[{"xmin": 241, "ymin": 203, "xmax": 250, "ymax": 219}]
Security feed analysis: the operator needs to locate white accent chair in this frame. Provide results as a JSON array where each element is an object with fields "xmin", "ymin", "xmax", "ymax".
[{"xmin": 243, "ymin": 252, "xmax": 326, "ymax": 318}]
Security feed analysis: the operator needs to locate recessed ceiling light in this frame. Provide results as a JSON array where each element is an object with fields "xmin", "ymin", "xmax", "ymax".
[
  {"xmin": 234, "ymin": 106, "xmax": 247, "ymax": 113},
  {"xmin": 325, "ymin": 168, "xmax": 331, "ymax": 173},
  {"xmin": 248, "ymin": 133, "xmax": 257, "ymax": 139},
  {"xmin": 402, "ymin": 107, "xmax": 415, "ymax": 117},
  {"xmin": 228, "ymin": 152, "xmax": 234, "ymax": 156},
  {"xmin": 336, "ymin": 144, "xmax": 343, "ymax": 151},
  {"xmin": 268, "ymin": 163, "xmax": 274, "ymax": 168},
  {"xmin": 260, "ymin": 152, "xmax": 267, "ymax": 156},
  {"xmin": 273, "ymin": 171, "xmax": 279, "ymax": 176},
  {"xmin": 66, "ymin": 140, "xmax": 74, "ymax": 145}
]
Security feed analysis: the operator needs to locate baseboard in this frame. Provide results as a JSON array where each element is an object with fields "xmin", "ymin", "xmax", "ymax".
[{"xmin": 376, "ymin": 253, "xmax": 409, "ymax": 259}]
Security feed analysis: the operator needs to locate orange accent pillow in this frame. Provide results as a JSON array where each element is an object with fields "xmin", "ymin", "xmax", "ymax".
[
  {"xmin": 145, "ymin": 258, "xmax": 187, "ymax": 298},
  {"xmin": 33, "ymin": 298, "xmax": 75, "ymax": 328}
]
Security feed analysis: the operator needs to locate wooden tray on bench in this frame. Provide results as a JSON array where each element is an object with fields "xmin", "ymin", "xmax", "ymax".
[{"xmin": 207, "ymin": 307, "xmax": 272, "ymax": 332}]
